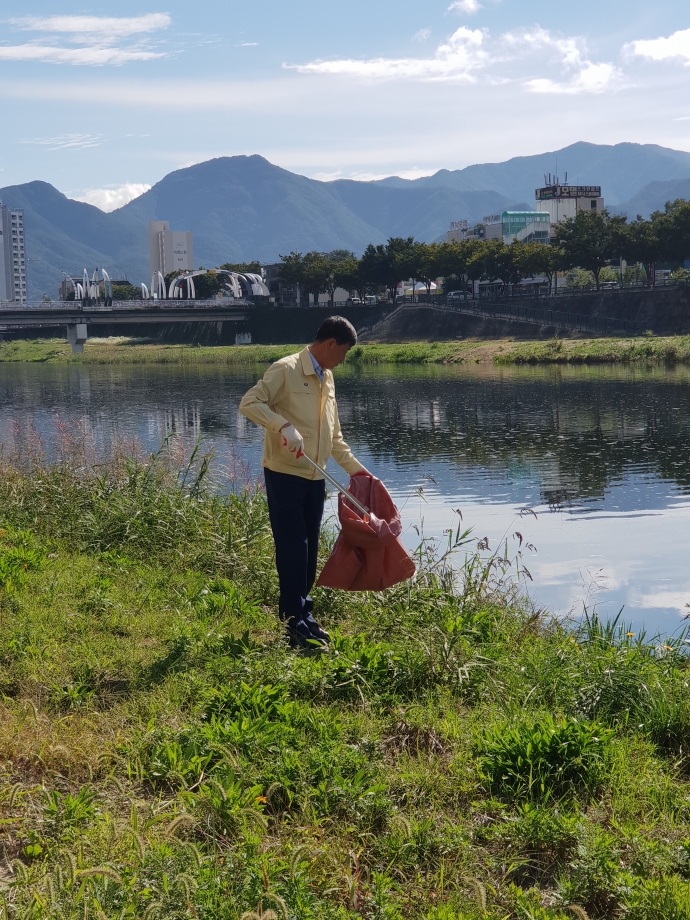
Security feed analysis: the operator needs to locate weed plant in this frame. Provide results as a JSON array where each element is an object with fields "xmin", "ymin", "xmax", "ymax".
[{"xmin": 1, "ymin": 435, "xmax": 690, "ymax": 917}]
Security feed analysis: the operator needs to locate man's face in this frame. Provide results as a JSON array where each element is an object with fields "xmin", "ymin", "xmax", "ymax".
[{"xmin": 319, "ymin": 340, "xmax": 352, "ymax": 369}]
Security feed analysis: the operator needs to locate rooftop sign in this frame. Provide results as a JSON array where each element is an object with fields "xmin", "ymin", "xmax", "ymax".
[{"xmin": 536, "ymin": 185, "xmax": 601, "ymax": 200}]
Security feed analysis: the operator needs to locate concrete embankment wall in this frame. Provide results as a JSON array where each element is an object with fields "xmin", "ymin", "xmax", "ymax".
[
  {"xmin": 358, "ymin": 308, "xmax": 558, "ymax": 342},
  {"xmin": 361, "ymin": 288, "xmax": 690, "ymax": 343}
]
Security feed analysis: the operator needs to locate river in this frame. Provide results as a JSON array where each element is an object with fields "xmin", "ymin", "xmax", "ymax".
[{"xmin": 1, "ymin": 359, "xmax": 689, "ymax": 636}]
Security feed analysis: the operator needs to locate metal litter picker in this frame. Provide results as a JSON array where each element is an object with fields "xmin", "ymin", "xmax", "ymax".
[{"xmin": 302, "ymin": 454, "xmax": 370, "ymax": 518}]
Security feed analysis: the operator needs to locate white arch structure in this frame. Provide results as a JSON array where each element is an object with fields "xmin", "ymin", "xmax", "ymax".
[
  {"xmin": 143, "ymin": 269, "xmax": 269, "ymax": 301},
  {"xmin": 64, "ymin": 268, "xmax": 114, "ymax": 305}
]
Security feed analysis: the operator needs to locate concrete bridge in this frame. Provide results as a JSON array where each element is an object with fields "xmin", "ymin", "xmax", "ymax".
[{"xmin": 0, "ymin": 300, "xmax": 252, "ymax": 352}]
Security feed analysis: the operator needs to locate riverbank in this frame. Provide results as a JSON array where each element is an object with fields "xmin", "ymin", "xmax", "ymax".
[
  {"xmin": 1, "ymin": 443, "xmax": 690, "ymax": 918},
  {"xmin": 4, "ymin": 335, "xmax": 690, "ymax": 366}
]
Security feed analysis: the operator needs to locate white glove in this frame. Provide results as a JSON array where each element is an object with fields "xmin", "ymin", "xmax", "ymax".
[{"xmin": 280, "ymin": 424, "xmax": 304, "ymax": 457}]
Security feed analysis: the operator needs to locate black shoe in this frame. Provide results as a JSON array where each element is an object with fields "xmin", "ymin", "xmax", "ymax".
[
  {"xmin": 305, "ymin": 615, "xmax": 330, "ymax": 643},
  {"xmin": 285, "ymin": 619, "xmax": 326, "ymax": 650}
]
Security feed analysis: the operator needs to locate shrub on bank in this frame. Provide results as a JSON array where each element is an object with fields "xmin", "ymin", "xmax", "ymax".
[{"xmin": 476, "ymin": 715, "xmax": 613, "ymax": 801}]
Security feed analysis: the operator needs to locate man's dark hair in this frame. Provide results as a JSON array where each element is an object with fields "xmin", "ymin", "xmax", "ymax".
[{"xmin": 314, "ymin": 315, "xmax": 358, "ymax": 346}]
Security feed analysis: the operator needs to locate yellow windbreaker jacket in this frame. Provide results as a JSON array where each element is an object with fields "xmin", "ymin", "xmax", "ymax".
[{"xmin": 238, "ymin": 347, "xmax": 365, "ymax": 480}]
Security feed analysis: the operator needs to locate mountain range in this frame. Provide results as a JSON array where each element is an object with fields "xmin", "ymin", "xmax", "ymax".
[{"xmin": 4, "ymin": 141, "xmax": 690, "ymax": 299}]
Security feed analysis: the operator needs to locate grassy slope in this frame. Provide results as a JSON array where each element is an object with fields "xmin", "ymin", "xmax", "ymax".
[
  {"xmin": 5, "ymin": 336, "xmax": 690, "ymax": 367},
  {"xmin": 1, "ymin": 450, "xmax": 690, "ymax": 918}
]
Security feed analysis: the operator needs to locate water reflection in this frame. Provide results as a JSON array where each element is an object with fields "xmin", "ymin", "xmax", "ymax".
[
  {"xmin": 0, "ymin": 360, "xmax": 688, "ymax": 634},
  {"xmin": 335, "ymin": 363, "xmax": 690, "ymax": 513}
]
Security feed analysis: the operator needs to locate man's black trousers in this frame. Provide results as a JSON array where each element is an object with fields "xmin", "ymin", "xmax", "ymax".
[{"xmin": 264, "ymin": 468, "xmax": 326, "ymax": 624}]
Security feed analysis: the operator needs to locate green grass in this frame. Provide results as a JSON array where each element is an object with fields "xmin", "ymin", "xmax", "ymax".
[
  {"xmin": 347, "ymin": 342, "xmax": 470, "ymax": 364},
  {"xmin": 6, "ymin": 335, "xmax": 690, "ymax": 368},
  {"xmin": 1, "ymin": 441, "xmax": 690, "ymax": 917},
  {"xmin": 0, "ymin": 339, "xmax": 303, "ymax": 366},
  {"xmin": 493, "ymin": 335, "xmax": 690, "ymax": 365}
]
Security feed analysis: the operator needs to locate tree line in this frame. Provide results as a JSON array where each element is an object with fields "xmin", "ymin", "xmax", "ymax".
[{"xmin": 278, "ymin": 198, "xmax": 690, "ymax": 300}]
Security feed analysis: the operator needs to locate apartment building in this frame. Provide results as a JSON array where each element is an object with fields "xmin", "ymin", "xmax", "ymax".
[{"xmin": 0, "ymin": 201, "xmax": 27, "ymax": 303}]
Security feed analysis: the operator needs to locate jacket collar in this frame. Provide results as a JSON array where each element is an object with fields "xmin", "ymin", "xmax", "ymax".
[{"xmin": 300, "ymin": 346, "xmax": 318, "ymax": 377}]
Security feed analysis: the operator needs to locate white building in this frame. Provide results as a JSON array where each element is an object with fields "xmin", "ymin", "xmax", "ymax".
[
  {"xmin": 535, "ymin": 178, "xmax": 604, "ymax": 228},
  {"xmin": 149, "ymin": 220, "xmax": 194, "ymax": 277},
  {"xmin": 0, "ymin": 201, "xmax": 27, "ymax": 303}
]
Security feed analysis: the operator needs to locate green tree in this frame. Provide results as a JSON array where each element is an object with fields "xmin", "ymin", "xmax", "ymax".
[
  {"xmin": 466, "ymin": 240, "xmax": 489, "ymax": 291},
  {"xmin": 280, "ymin": 251, "xmax": 344, "ymax": 304},
  {"xmin": 493, "ymin": 241, "xmax": 524, "ymax": 288},
  {"xmin": 651, "ymin": 199, "xmax": 690, "ymax": 267},
  {"xmin": 553, "ymin": 209, "xmax": 628, "ymax": 290},
  {"xmin": 219, "ymin": 261, "xmax": 263, "ymax": 274},
  {"xmin": 358, "ymin": 238, "xmax": 415, "ymax": 302},
  {"xmin": 303, "ymin": 252, "xmax": 335, "ymax": 305},
  {"xmin": 413, "ymin": 242, "xmax": 442, "ymax": 297},
  {"xmin": 386, "ymin": 237, "xmax": 417, "ymax": 301},
  {"xmin": 567, "ymin": 266, "xmax": 618, "ymax": 289},
  {"xmin": 278, "ymin": 252, "xmax": 307, "ymax": 301},
  {"xmin": 323, "ymin": 250, "xmax": 354, "ymax": 305},
  {"xmin": 112, "ymin": 283, "xmax": 141, "ymax": 301},
  {"xmin": 468, "ymin": 240, "xmax": 523, "ymax": 289},
  {"xmin": 621, "ymin": 216, "xmax": 663, "ymax": 287},
  {"xmin": 436, "ymin": 239, "xmax": 482, "ymax": 297},
  {"xmin": 333, "ymin": 256, "xmax": 366, "ymax": 302},
  {"xmin": 515, "ymin": 242, "xmax": 563, "ymax": 292},
  {"xmin": 358, "ymin": 243, "xmax": 388, "ymax": 297}
]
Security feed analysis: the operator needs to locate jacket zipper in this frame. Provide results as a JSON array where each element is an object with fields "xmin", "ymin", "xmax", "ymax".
[{"xmin": 315, "ymin": 373, "xmax": 324, "ymax": 481}]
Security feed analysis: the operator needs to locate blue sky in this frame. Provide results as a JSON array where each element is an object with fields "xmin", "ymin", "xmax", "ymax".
[{"xmin": 1, "ymin": 0, "xmax": 690, "ymax": 209}]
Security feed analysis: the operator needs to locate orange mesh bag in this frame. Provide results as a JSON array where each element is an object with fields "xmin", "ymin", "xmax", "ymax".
[{"xmin": 317, "ymin": 471, "xmax": 416, "ymax": 592}]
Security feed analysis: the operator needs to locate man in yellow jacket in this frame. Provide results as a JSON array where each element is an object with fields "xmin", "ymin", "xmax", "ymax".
[{"xmin": 239, "ymin": 316, "xmax": 365, "ymax": 649}]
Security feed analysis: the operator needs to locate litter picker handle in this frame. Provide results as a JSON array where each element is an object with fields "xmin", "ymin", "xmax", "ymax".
[{"xmin": 301, "ymin": 455, "xmax": 370, "ymax": 518}]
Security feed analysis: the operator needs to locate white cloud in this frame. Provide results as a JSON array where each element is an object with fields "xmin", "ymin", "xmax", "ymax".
[
  {"xmin": 502, "ymin": 27, "xmax": 584, "ymax": 66},
  {"xmin": 413, "ymin": 29, "xmax": 431, "ymax": 42},
  {"xmin": 0, "ymin": 45, "xmax": 164, "ymax": 65},
  {"xmin": 285, "ymin": 27, "xmax": 487, "ymax": 81},
  {"xmin": 527, "ymin": 62, "xmax": 619, "ymax": 95},
  {"xmin": 448, "ymin": 0, "xmax": 482, "ymax": 13},
  {"xmin": 502, "ymin": 27, "xmax": 621, "ymax": 95},
  {"xmin": 287, "ymin": 24, "xmax": 620, "ymax": 95},
  {"xmin": 73, "ymin": 183, "xmax": 151, "ymax": 211},
  {"xmin": 238, "ymin": 42, "xmax": 259, "ymax": 47},
  {"xmin": 311, "ymin": 166, "xmax": 437, "ymax": 181},
  {"xmin": 2, "ymin": 13, "xmax": 169, "ymax": 66},
  {"xmin": 21, "ymin": 133, "xmax": 104, "ymax": 150},
  {"xmin": 11, "ymin": 14, "xmax": 171, "ymax": 38},
  {"xmin": 628, "ymin": 27, "xmax": 690, "ymax": 65},
  {"xmin": 635, "ymin": 590, "xmax": 690, "ymax": 614}
]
